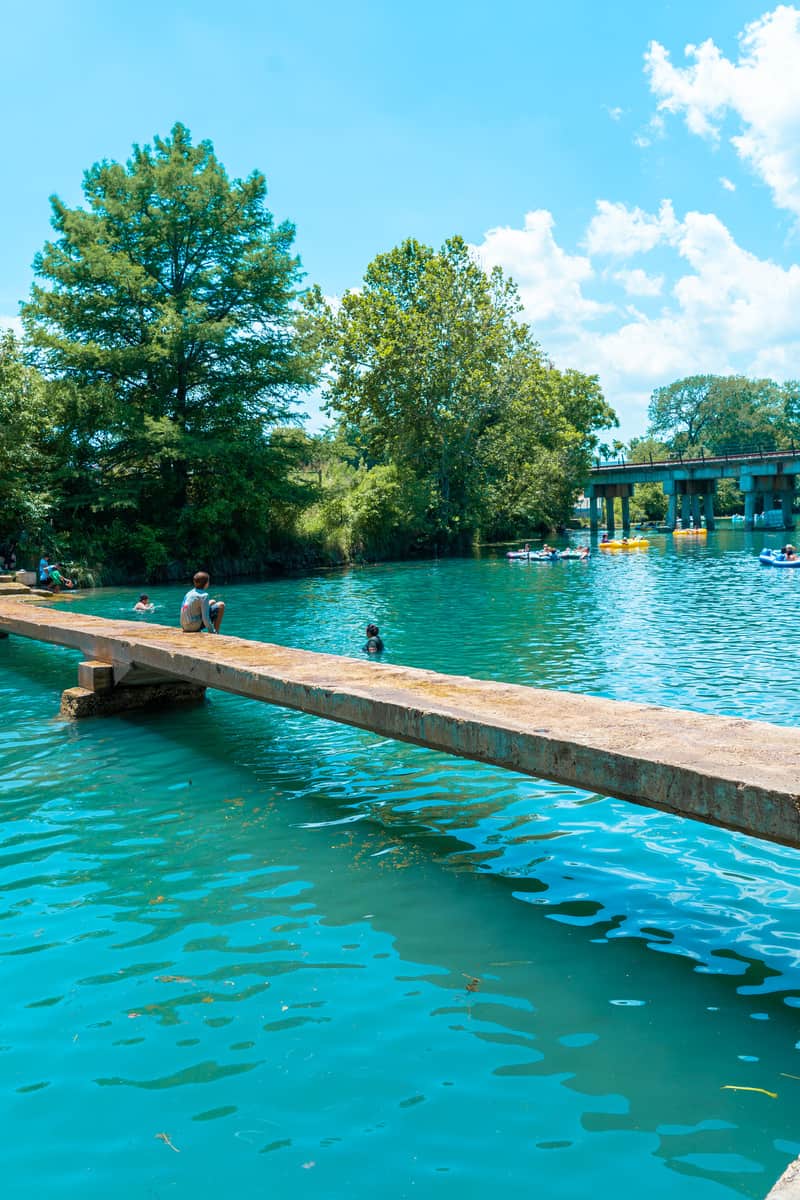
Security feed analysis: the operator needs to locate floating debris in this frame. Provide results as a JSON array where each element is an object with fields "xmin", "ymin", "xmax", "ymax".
[
  {"xmin": 721, "ymin": 1085, "xmax": 777, "ymax": 1099},
  {"xmin": 155, "ymin": 1132, "xmax": 180, "ymax": 1153}
]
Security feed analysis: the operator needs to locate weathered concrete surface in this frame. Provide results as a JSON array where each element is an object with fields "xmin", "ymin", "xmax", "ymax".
[
  {"xmin": 766, "ymin": 1156, "xmax": 800, "ymax": 1200},
  {"xmin": 1, "ymin": 596, "xmax": 800, "ymax": 848},
  {"xmin": 60, "ymin": 681, "xmax": 206, "ymax": 719}
]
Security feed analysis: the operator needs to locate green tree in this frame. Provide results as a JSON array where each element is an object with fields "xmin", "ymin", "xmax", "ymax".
[
  {"xmin": 480, "ymin": 360, "xmax": 615, "ymax": 536},
  {"xmin": 0, "ymin": 330, "xmax": 53, "ymax": 546},
  {"xmin": 648, "ymin": 375, "xmax": 784, "ymax": 454},
  {"xmin": 647, "ymin": 376, "xmax": 715, "ymax": 450},
  {"xmin": 312, "ymin": 237, "xmax": 527, "ymax": 542},
  {"xmin": 23, "ymin": 123, "xmax": 313, "ymax": 571},
  {"xmin": 312, "ymin": 236, "xmax": 614, "ymax": 544},
  {"xmin": 777, "ymin": 380, "xmax": 800, "ymax": 444}
]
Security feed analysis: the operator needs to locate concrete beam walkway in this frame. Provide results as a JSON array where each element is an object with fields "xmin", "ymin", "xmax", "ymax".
[{"xmin": 1, "ymin": 596, "xmax": 800, "ymax": 848}]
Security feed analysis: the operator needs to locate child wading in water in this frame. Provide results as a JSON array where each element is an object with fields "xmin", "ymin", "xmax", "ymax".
[{"xmin": 180, "ymin": 572, "xmax": 225, "ymax": 634}]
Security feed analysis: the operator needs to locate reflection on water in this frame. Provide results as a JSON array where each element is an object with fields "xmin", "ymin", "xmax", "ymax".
[{"xmin": 2, "ymin": 530, "xmax": 800, "ymax": 1199}]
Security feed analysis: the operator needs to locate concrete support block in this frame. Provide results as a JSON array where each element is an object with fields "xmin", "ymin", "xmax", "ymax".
[
  {"xmin": 667, "ymin": 495, "xmax": 677, "ymax": 529},
  {"xmin": 60, "ymin": 681, "xmax": 206, "ymax": 720},
  {"xmin": 745, "ymin": 492, "xmax": 757, "ymax": 530},
  {"xmin": 681, "ymin": 495, "xmax": 691, "ymax": 526},
  {"xmin": 589, "ymin": 495, "xmax": 598, "ymax": 533},
  {"xmin": 77, "ymin": 660, "xmax": 115, "ymax": 692},
  {"xmin": 691, "ymin": 495, "xmax": 701, "ymax": 527},
  {"xmin": 704, "ymin": 493, "xmax": 716, "ymax": 532},
  {"xmin": 621, "ymin": 495, "xmax": 630, "ymax": 531},
  {"xmin": 15, "ymin": 571, "xmax": 36, "ymax": 587},
  {"xmin": 605, "ymin": 496, "xmax": 615, "ymax": 536}
]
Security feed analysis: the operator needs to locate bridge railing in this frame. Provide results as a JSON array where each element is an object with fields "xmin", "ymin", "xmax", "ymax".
[{"xmin": 592, "ymin": 441, "xmax": 799, "ymax": 471}]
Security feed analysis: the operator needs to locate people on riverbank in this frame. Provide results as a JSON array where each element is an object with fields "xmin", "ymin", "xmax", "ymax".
[
  {"xmin": 180, "ymin": 572, "xmax": 225, "ymax": 633},
  {"xmin": 38, "ymin": 555, "xmax": 51, "ymax": 584},
  {"xmin": 363, "ymin": 623, "xmax": 384, "ymax": 653},
  {"xmin": 134, "ymin": 594, "xmax": 155, "ymax": 613},
  {"xmin": 47, "ymin": 564, "xmax": 74, "ymax": 592}
]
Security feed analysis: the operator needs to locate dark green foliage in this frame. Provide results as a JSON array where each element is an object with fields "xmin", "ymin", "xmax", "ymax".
[
  {"xmin": 0, "ymin": 331, "xmax": 53, "ymax": 544},
  {"xmin": 10, "ymin": 128, "xmax": 618, "ymax": 577},
  {"xmin": 22, "ymin": 123, "xmax": 313, "ymax": 574}
]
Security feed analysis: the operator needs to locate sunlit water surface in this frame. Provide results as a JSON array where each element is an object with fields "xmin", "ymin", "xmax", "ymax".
[{"xmin": 2, "ymin": 529, "xmax": 800, "ymax": 1199}]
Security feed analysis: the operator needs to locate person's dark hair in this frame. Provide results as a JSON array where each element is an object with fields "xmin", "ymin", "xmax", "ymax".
[
  {"xmin": 139, "ymin": 594, "xmax": 149, "ymax": 602},
  {"xmin": 193, "ymin": 571, "xmax": 210, "ymax": 588},
  {"xmin": 366, "ymin": 623, "xmax": 379, "ymax": 637}
]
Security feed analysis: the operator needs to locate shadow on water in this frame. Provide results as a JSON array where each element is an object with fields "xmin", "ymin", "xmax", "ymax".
[
  {"xmin": 3, "ymin": 552, "xmax": 800, "ymax": 1198},
  {"xmin": 2, "ymin": 660, "xmax": 798, "ymax": 1194}
]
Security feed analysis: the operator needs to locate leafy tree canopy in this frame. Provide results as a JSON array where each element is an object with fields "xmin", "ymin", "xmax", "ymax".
[
  {"xmin": 22, "ymin": 123, "xmax": 314, "ymax": 569},
  {"xmin": 0, "ymin": 331, "xmax": 53, "ymax": 540},
  {"xmin": 311, "ymin": 236, "xmax": 615, "ymax": 541},
  {"xmin": 647, "ymin": 375, "xmax": 787, "ymax": 454}
]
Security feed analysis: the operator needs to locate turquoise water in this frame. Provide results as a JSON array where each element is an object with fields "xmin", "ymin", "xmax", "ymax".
[{"xmin": 2, "ymin": 530, "xmax": 800, "ymax": 1199}]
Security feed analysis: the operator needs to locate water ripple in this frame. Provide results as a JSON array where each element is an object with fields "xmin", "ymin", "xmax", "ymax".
[{"xmin": 2, "ymin": 535, "xmax": 799, "ymax": 1198}]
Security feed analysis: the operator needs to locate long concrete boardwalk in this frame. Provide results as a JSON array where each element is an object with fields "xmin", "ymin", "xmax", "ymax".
[{"xmin": 2, "ymin": 595, "xmax": 800, "ymax": 848}]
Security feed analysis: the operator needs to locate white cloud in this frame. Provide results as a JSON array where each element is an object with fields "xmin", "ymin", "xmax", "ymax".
[
  {"xmin": 613, "ymin": 268, "xmax": 664, "ymax": 296},
  {"xmin": 471, "ymin": 201, "xmax": 800, "ymax": 437},
  {"xmin": 605, "ymin": 105, "xmax": 624, "ymax": 121},
  {"xmin": 646, "ymin": 6, "xmax": 800, "ymax": 216},
  {"xmin": 473, "ymin": 210, "xmax": 608, "ymax": 325},
  {"xmin": 0, "ymin": 315, "xmax": 22, "ymax": 338},
  {"xmin": 720, "ymin": 176, "xmax": 736, "ymax": 191},
  {"xmin": 585, "ymin": 199, "xmax": 679, "ymax": 256}
]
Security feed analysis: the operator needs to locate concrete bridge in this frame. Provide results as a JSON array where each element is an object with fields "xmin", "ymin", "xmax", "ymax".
[
  {"xmin": 587, "ymin": 447, "xmax": 800, "ymax": 534},
  {"xmin": 2, "ymin": 595, "xmax": 800, "ymax": 850}
]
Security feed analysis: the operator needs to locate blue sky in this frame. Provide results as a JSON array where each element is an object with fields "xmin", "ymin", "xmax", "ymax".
[{"xmin": 2, "ymin": 0, "xmax": 798, "ymax": 437}]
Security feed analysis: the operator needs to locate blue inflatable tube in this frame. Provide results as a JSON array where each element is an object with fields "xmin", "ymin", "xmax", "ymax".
[{"xmin": 759, "ymin": 549, "xmax": 800, "ymax": 568}]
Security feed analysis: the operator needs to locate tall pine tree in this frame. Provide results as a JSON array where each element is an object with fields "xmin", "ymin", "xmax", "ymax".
[{"xmin": 23, "ymin": 123, "xmax": 313, "ymax": 570}]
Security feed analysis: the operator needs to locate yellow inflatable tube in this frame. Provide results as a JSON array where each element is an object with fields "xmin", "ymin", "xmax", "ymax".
[
  {"xmin": 673, "ymin": 528, "xmax": 707, "ymax": 537},
  {"xmin": 599, "ymin": 538, "xmax": 649, "ymax": 550}
]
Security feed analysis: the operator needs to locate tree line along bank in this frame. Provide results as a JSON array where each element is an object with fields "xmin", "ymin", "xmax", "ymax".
[{"xmin": 3, "ymin": 124, "xmax": 796, "ymax": 581}]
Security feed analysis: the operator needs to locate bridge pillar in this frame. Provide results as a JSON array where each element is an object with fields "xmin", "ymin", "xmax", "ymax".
[
  {"xmin": 605, "ymin": 495, "xmax": 615, "ymax": 536},
  {"xmin": 680, "ymin": 495, "xmax": 691, "ymax": 527},
  {"xmin": 621, "ymin": 494, "xmax": 630, "ymax": 531},
  {"xmin": 589, "ymin": 483, "xmax": 633, "ymax": 534},
  {"xmin": 704, "ymin": 493, "xmax": 716, "ymax": 531},
  {"xmin": 744, "ymin": 491, "xmax": 757, "ymax": 531},
  {"xmin": 667, "ymin": 494, "xmax": 677, "ymax": 529},
  {"xmin": 61, "ymin": 659, "xmax": 206, "ymax": 720},
  {"xmin": 690, "ymin": 495, "xmax": 701, "ymax": 527}
]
